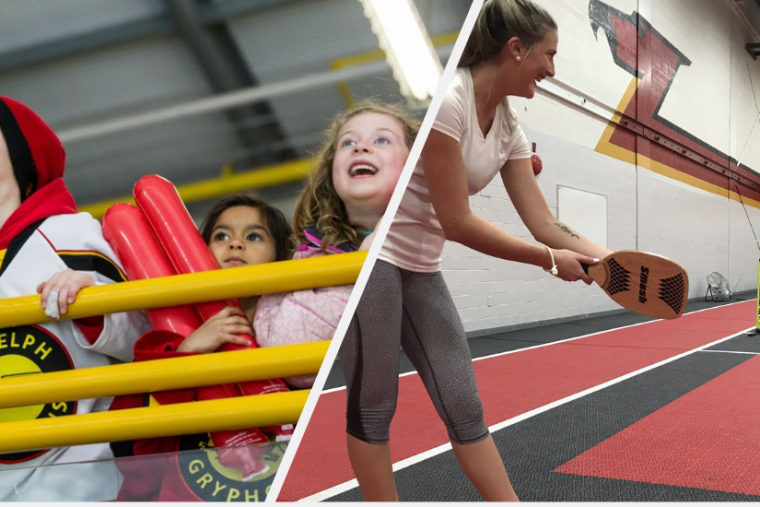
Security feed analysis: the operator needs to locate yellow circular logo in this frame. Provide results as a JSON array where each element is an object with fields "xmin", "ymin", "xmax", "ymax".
[
  {"xmin": 178, "ymin": 434, "xmax": 286, "ymax": 502},
  {"xmin": 0, "ymin": 326, "xmax": 76, "ymax": 463}
]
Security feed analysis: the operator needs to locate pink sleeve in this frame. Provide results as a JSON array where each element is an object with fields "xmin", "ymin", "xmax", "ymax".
[
  {"xmin": 254, "ymin": 284, "xmax": 353, "ymax": 347},
  {"xmin": 254, "ymin": 283, "xmax": 352, "ymax": 389},
  {"xmin": 253, "ymin": 249, "xmax": 354, "ymax": 349}
]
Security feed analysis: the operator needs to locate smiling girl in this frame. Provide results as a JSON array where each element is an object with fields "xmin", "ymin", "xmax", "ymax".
[{"xmin": 253, "ymin": 101, "xmax": 419, "ymax": 388}]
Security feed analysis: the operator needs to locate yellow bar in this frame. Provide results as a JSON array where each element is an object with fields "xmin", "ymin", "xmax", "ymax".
[
  {"xmin": 331, "ymin": 49, "xmax": 386, "ymax": 69},
  {"xmin": 337, "ymin": 82, "xmax": 356, "ymax": 108},
  {"xmin": 330, "ymin": 32, "xmax": 459, "ymax": 70},
  {"xmin": 0, "ymin": 391, "xmax": 308, "ymax": 454},
  {"xmin": 0, "ymin": 251, "xmax": 365, "ymax": 328},
  {"xmin": 431, "ymin": 32, "xmax": 460, "ymax": 46},
  {"xmin": 80, "ymin": 159, "xmax": 312, "ymax": 220},
  {"xmin": 0, "ymin": 342, "xmax": 328, "ymax": 409},
  {"xmin": 330, "ymin": 30, "xmax": 460, "ymax": 107}
]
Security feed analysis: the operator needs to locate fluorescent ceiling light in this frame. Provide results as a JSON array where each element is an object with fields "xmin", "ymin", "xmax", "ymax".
[{"xmin": 358, "ymin": 0, "xmax": 443, "ymax": 101}]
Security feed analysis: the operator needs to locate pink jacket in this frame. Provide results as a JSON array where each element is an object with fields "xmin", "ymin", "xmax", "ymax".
[{"xmin": 254, "ymin": 229, "xmax": 356, "ymax": 388}]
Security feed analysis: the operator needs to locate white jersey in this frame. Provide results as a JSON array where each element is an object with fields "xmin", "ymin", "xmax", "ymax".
[{"xmin": 0, "ymin": 213, "xmax": 150, "ymax": 501}]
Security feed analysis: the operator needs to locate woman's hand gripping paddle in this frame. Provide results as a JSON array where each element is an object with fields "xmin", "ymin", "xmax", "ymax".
[{"xmin": 581, "ymin": 250, "xmax": 688, "ymax": 319}]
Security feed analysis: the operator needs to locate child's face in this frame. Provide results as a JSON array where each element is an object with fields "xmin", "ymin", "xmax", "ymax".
[
  {"xmin": 332, "ymin": 112, "xmax": 410, "ymax": 221},
  {"xmin": 208, "ymin": 206, "xmax": 277, "ymax": 269}
]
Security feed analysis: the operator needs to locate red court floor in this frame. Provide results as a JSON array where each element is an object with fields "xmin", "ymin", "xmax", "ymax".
[
  {"xmin": 555, "ymin": 353, "xmax": 760, "ymax": 495},
  {"xmin": 279, "ymin": 301, "xmax": 754, "ymax": 501}
]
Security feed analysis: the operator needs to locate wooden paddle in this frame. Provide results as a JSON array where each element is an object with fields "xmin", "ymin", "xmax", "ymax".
[{"xmin": 581, "ymin": 250, "xmax": 688, "ymax": 320}]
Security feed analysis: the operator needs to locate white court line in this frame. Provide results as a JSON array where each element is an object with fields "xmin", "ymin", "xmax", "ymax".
[
  {"xmin": 301, "ymin": 323, "xmax": 754, "ymax": 502},
  {"xmin": 700, "ymin": 349, "xmax": 760, "ymax": 355},
  {"xmin": 319, "ymin": 300, "xmax": 751, "ymax": 395}
]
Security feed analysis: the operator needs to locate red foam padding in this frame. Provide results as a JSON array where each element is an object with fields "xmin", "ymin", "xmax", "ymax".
[
  {"xmin": 555, "ymin": 354, "xmax": 760, "ymax": 495},
  {"xmin": 278, "ymin": 302, "xmax": 754, "ymax": 501}
]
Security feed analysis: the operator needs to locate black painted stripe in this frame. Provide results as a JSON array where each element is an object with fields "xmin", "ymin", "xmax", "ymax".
[
  {"xmin": 58, "ymin": 252, "xmax": 127, "ymax": 283},
  {"xmin": 0, "ymin": 219, "xmax": 45, "ymax": 278}
]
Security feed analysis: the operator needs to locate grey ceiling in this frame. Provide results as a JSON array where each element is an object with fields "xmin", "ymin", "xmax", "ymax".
[{"xmin": 0, "ymin": 0, "xmax": 470, "ymax": 219}]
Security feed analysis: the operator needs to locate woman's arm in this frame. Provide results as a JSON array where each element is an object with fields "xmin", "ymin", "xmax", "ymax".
[
  {"xmin": 421, "ymin": 130, "xmax": 595, "ymax": 282},
  {"xmin": 500, "ymin": 157, "xmax": 613, "ymax": 259}
]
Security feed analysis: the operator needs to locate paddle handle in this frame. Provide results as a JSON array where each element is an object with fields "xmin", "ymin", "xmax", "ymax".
[{"xmin": 581, "ymin": 262, "xmax": 590, "ymax": 274}]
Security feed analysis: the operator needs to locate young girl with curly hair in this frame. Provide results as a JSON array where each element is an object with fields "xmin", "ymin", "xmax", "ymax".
[{"xmin": 254, "ymin": 101, "xmax": 420, "ymax": 388}]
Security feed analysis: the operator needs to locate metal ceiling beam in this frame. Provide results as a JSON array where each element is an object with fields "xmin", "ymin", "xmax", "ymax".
[
  {"xmin": 164, "ymin": 0, "xmax": 295, "ymax": 167},
  {"xmin": 59, "ymin": 43, "xmax": 456, "ymax": 144},
  {"xmin": 0, "ymin": 0, "xmax": 297, "ymax": 73},
  {"xmin": 167, "ymin": 0, "xmax": 236, "ymax": 92}
]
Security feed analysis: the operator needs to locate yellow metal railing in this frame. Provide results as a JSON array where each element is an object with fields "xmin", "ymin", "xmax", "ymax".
[
  {"xmin": 0, "ymin": 251, "xmax": 365, "ymax": 328},
  {"xmin": 0, "ymin": 342, "xmax": 328, "ymax": 410},
  {"xmin": 0, "ymin": 391, "xmax": 309, "ymax": 454},
  {"xmin": 0, "ymin": 252, "xmax": 363, "ymax": 453},
  {"xmin": 331, "ymin": 31, "xmax": 460, "ymax": 107}
]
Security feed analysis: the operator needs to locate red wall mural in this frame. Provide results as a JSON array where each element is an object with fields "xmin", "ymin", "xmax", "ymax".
[{"xmin": 590, "ymin": 0, "xmax": 760, "ymax": 205}]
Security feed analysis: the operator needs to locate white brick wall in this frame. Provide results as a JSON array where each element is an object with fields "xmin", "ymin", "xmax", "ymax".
[
  {"xmin": 442, "ymin": 127, "xmax": 633, "ymax": 334},
  {"xmin": 637, "ymin": 172, "xmax": 729, "ymax": 298},
  {"xmin": 534, "ymin": 0, "xmax": 638, "ymax": 109}
]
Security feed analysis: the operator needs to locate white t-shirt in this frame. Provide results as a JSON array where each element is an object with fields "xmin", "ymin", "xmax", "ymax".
[{"xmin": 379, "ymin": 67, "xmax": 532, "ymax": 272}]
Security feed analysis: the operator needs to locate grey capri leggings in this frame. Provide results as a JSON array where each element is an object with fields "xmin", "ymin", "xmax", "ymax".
[{"xmin": 338, "ymin": 260, "xmax": 489, "ymax": 445}]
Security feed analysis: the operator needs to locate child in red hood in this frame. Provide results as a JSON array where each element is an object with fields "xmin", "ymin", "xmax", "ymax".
[{"xmin": 0, "ymin": 96, "xmax": 149, "ymax": 502}]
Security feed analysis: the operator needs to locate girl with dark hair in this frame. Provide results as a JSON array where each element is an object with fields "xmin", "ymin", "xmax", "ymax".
[
  {"xmin": 200, "ymin": 194, "xmax": 293, "ymax": 263},
  {"xmin": 110, "ymin": 193, "xmax": 297, "ymax": 501},
  {"xmin": 157, "ymin": 194, "xmax": 295, "ymax": 357},
  {"xmin": 159, "ymin": 194, "xmax": 297, "ymax": 358}
]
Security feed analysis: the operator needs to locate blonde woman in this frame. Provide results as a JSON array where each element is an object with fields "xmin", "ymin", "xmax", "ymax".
[{"xmin": 339, "ymin": 0, "xmax": 613, "ymax": 501}]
